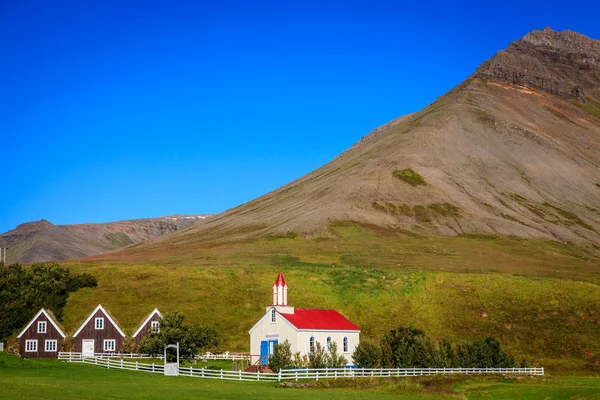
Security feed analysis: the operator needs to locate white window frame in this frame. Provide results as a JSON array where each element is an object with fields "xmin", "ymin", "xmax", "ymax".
[
  {"xmin": 151, "ymin": 321, "xmax": 160, "ymax": 333},
  {"xmin": 25, "ymin": 340, "xmax": 38, "ymax": 352},
  {"xmin": 271, "ymin": 309, "xmax": 276, "ymax": 323},
  {"xmin": 326, "ymin": 336, "xmax": 332, "ymax": 352},
  {"xmin": 103, "ymin": 339, "xmax": 116, "ymax": 352},
  {"xmin": 343, "ymin": 337, "xmax": 349, "ymax": 353},
  {"xmin": 37, "ymin": 321, "xmax": 47, "ymax": 333},
  {"xmin": 309, "ymin": 336, "xmax": 315, "ymax": 352},
  {"xmin": 95, "ymin": 317, "xmax": 104, "ymax": 330},
  {"xmin": 45, "ymin": 340, "xmax": 57, "ymax": 352}
]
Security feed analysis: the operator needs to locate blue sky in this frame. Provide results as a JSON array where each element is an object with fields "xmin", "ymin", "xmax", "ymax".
[{"xmin": 1, "ymin": 0, "xmax": 599, "ymax": 233}]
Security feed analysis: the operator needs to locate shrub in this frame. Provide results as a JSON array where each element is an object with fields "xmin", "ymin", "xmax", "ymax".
[
  {"xmin": 269, "ymin": 339, "xmax": 293, "ymax": 372},
  {"xmin": 138, "ymin": 312, "xmax": 218, "ymax": 362},
  {"xmin": 60, "ymin": 336, "xmax": 74, "ymax": 352},
  {"xmin": 328, "ymin": 341, "xmax": 348, "ymax": 368},
  {"xmin": 6, "ymin": 337, "xmax": 20, "ymax": 357},
  {"xmin": 392, "ymin": 169, "xmax": 425, "ymax": 186},
  {"xmin": 352, "ymin": 339, "xmax": 382, "ymax": 368},
  {"xmin": 308, "ymin": 342, "xmax": 328, "ymax": 368},
  {"xmin": 381, "ymin": 327, "xmax": 438, "ymax": 368},
  {"xmin": 456, "ymin": 337, "xmax": 515, "ymax": 368},
  {"xmin": 121, "ymin": 336, "xmax": 137, "ymax": 354}
]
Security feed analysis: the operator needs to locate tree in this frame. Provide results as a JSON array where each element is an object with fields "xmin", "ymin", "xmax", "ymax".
[
  {"xmin": 352, "ymin": 339, "xmax": 382, "ymax": 368},
  {"xmin": 456, "ymin": 337, "xmax": 514, "ymax": 368},
  {"xmin": 327, "ymin": 341, "xmax": 348, "ymax": 368},
  {"xmin": 0, "ymin": 263, "xmax": 97, "ymax": 341},
  {"xmin": 269, "ymin": 340, "xmax": 293, "ymax": 372},
  {"xmin": 308, "ymin": 341, "xmax": 328, "ymax": 368},
  {"xmin": 138, "ymin": 312, "xmax": 218, "ymax": 362},
  {"xmin": 381, "ymin": 326, "xmax": 438, "ymax": 368}
]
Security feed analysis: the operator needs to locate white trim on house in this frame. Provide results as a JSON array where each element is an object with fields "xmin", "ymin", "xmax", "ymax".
[
  {"xmin": 17, "ymin": 309, "xmax": 66, "ymax": 339},
  {"xmin": 95, "ymin": 317, "xmax": 104, "ymax": 330},
  {"xmin": 132, "ymin": 308, "xmax": 162, "ymax": 338},
  {"xmin": 45, "ymin": 339, "xmax": 57, "ymax": 352},
  {"xmin": 73, "ymin": 305, "xmax": 126, "ymax": 338},
  {"xmin": 38, "ymin": 321, "xmax": 47, "ymax": 333},
  {"xmin": 248, "ymin": 308, "xmax": 297, "ymax": 334},
  {"xmin": 103, "ymin": 339, "xmax": 116, "ymax": 352},
  {"xmin": 25, "ymin": 340, "xmax": 38, "ymax": 352}
]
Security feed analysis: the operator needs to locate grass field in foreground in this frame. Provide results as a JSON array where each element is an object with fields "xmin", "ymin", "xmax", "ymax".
[{"xmin": 1, "ymin": 354, "xmax": 599, "ymax": 400}]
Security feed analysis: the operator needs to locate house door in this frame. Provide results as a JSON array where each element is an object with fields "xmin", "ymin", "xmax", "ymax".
[
  {"xmin": 260, "ymin": 339, "xmax": 278, "ymax": 365},
  {"xmin": 82, "ymin": 340, "xmax": 94, "ymax": 357}
]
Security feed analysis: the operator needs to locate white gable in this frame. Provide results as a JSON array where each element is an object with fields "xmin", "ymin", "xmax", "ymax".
[
  {"xmin": 73, "ymin": 304, "xmax": 126, "ymax": 338},
  {"xmin": 17, "ymin": 308, "xmax": 66, "ymax": 339},
  {"xmin": 132, "ymin": 308, "xmax": 162, "ymax": 338}
]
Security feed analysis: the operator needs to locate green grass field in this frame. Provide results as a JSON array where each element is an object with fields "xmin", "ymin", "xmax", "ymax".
[{"xmin": 1, "ymin": 354, "xmax": 599, "ymax": 400}]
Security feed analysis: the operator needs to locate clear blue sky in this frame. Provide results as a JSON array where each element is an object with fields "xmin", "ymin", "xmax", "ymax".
[{"xmin": 1, "ymin": 0, "xmax": 599, "ymax": 233}]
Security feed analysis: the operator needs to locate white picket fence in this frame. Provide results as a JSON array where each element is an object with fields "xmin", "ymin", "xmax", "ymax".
[
  {"xmin": 58, "ymin": 352, "xmax": 250, "ymax": 361},
  {"xmin": 58, "ymin": 352, "xmax": 163, "ymax": 360},
  {"xmin": 60, "ymin": 353, "xmax": 543, "ymax": 382}
]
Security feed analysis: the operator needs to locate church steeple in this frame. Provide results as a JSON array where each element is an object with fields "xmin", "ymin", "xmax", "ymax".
[{"xmin": 272, "ymin": 272, "xmax": 288, "ymax": 306}]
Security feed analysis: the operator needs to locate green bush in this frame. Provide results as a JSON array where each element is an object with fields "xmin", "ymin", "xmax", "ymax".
[
  {"xmin": 352, "ymin": 339, "xmax": 382, "ymax": 368},
  {"xmin": 362, "ymin": 327, "xmax": 515, "ymax": 369},
  {"xmin": 138, "ymin": 312, "xmax": 218, "ymax": 362},
  {"xmin": 269, "ymin": 340, "xmax": 293, "ymax": 372},
  {"xmin": 392, "ymin": 169, "xmax": 425, "ymax": 186}
]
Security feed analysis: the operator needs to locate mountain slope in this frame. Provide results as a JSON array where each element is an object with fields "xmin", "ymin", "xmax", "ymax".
[
  {"xmin": 102, "ymin": 27, "xmax": 600, "ymax": 260},
  {"xmin": 0, "ymin": 215, "xmax": 210, "ymax": 264}
]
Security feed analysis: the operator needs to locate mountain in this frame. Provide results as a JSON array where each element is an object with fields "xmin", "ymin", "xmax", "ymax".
[
  {"xmin": 0, "ymin": 215, "xmax": 211, "ymax": 264},
  {"xmin": 100, "ymin": 27, "xmax": 600, "ymax": 261}
]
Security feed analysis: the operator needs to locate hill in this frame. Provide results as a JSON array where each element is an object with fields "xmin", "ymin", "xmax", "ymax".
[
  {"xmin": 92, "ymin": 27, "xmax": 600, "ymax": 262},
  {"xmin": 0, "ymin": 215, "xmax": 210, "ymax": 264}
]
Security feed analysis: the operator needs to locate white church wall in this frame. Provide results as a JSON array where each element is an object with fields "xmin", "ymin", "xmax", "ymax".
[
  {"xmin": 296, "ymin": 330, "xmax": 359, "ymax": 365},
  {"xmin": 249, "ymin": 309, "xmax": 297, "ymax": 365}
]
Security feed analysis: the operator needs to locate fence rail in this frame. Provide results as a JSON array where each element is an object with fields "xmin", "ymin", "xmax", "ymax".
[
  {"xmin": 58, "ymin": 352, "xmax": 163, "ymax": 360},
  {"xmin": 60, "ymin": 353, "xmax": 543, "ymax": 382},
  {"xmin": 58, "ymin": 352, "xmax": 250, "ymax": 361}
]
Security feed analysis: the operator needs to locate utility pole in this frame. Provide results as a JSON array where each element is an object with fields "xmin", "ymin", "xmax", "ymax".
[{"xmin": 0, "ymin": 247, "xmax": 6, "ymax": 265}]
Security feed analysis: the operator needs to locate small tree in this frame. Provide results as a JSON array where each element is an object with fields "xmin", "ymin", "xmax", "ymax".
[
  {"xmin": 456, "ymin": 337, "xmax": 514, "ymax": 368},
  {"xmin": 137, "ymin": 312, "xmax": 218, "ymax": 362},
  {"xmin": 308, "ymin": 341, "xmax": 328, "ymax": 368},
  {"xmin": 327, "ymin": 341, "xmax": 348, "ymax": 368},
  {"xmin": 60, "ymin": 336, "xmax": 75, "ymax": 352},
  {"xmin": 121, "ymin": 336, "xmax": 137, "ymax": 354},
  {"xmin": 352, "ymin": 339, "xmax": 382, "ymax": 368},
  {"xmin": 381, "ymin": 326, "xmax": 438, "ymax": 368},
  {"xmin": 269, "ymin": 339, "xmax": 293, "ymax": 372},
  {"xmin": 292, "ymin": 351, "xmax": 308, "ymax": 368}
]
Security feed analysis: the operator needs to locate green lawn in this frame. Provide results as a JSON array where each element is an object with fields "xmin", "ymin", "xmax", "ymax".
[{"xmin": 2, "ymin": 354, "xmax": 600, "ymax": 399}]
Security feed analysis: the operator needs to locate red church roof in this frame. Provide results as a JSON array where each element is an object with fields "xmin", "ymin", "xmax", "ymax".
[
  {"xmin": 273, "ymin": 272, "xmax": 287, "ymax": 287},
  {"xmin": 281, "ymin": 308, "xmax": 359, "ymax": 331}
]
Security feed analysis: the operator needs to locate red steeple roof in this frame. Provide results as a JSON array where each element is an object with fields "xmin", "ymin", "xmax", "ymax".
[
  {"xmin": 281, "ymin": 308, "xmax": 360, "ymax": 331},
  {"xmin": 273, "ymin": 272, "xmax": 287, "ymax": 287}
]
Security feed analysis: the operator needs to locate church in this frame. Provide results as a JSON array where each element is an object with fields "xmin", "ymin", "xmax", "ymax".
[{"xmin": 249, "ymin": 273, "xmax": 360, "ymax": 366}]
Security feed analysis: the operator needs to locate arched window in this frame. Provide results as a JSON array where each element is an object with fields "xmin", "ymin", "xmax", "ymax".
[
  {"xmin": 309, "ymin": 336, "xmax": 315, "ymax": 352},
  {"xmin": 343, "ymin": 337, "xmax": 349, "ymax": 353},
  {"xmin": 326, "ymin": 337, "xmax": 332, "ymax": 352},
  {"xmin": 271, "ymin": 309, "xmax": 276, "ymax": 323}
]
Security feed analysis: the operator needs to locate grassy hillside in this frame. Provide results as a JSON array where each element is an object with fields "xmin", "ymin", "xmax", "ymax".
[
  {"xmin": 62, "ymin": 223, "xmax": 600, "ymax": 372},
  {"xmin": 1, "ymin": 353, "xmax": 599, "ymax": 400}
]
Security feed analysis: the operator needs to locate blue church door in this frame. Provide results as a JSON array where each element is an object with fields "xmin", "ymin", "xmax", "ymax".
[{"xmin": 260, "ymin": 339, "xmax": 278, "ymax": 365}]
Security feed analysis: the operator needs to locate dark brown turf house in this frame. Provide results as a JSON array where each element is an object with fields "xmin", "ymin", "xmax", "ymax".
[
  {"xmin": 72, "ymin": 304, "xmax": 126, "ymax": 355},
  {"xmin": 17, "ymin": 308, "xmax": 66, "ymax": 358}
]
